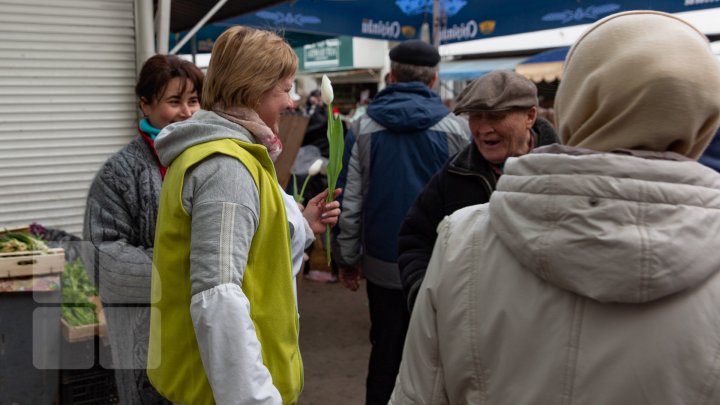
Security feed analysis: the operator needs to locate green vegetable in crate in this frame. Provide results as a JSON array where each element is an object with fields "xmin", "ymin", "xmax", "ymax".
[
  {"xmin": 62, "ymin": 258, "xmax": 97, "ymax": 296},
  {"xmin": 0, "ymin": 230, "xmax": 49, "ymax": 253},
  {"xmin": 61, "ymin": 259, "xmax": 98, "ymax": 326},
  {"xmin": 62, "ymin": 304, "xmax": 97, "ymax": 327}
]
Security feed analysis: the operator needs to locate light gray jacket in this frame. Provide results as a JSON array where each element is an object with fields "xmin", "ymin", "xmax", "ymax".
[
  {"xmin": 155, "ymin": 110, "xmax": 313, "ymax": 404},
  {"xmin": 391, "ymin": 149, "xmax": 720, "ymax": 404}
]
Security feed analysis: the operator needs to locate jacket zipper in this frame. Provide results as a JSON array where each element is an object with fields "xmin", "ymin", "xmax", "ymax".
[{"xmin": 447, "ymin": 167, "xmax": 494, "ymax": 196}]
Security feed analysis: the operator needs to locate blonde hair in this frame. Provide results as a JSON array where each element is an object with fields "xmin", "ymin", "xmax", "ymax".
[{"xmin": 202, "ymin": 26, "xmax": 298, "ymax": 110}]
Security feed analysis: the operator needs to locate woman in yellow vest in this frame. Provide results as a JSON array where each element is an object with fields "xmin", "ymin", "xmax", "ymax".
[{"xmin": 147, "ymin": 26, "xmax": 341, "ymax": 405}]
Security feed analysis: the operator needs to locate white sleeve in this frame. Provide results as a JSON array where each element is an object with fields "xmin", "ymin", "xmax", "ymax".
[
  {"xmin": 191, "ymin": 284, "xmax": 282, "ymax": 405},
  {"xmin": 281, "ymin": 189, "xmax": 314, "ymax": 279}
]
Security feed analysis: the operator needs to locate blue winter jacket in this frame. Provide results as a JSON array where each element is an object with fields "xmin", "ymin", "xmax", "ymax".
[{"xmin": 334, "ymin": 82, "xmax": 470, "ymax": 289}]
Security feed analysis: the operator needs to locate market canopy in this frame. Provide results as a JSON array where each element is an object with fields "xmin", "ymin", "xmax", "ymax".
[
  {"xmin": 169, "ymin": 0, "xmax": 720, "ymax": 52},
  {"xmin": 170, "ymin": 24, "xmax": 332, "ymax": 53},
  {"xmin": 515, "ymin": 47, "xmax": 570, "ymax": 83},
  {"xmin": 439, "ymin": 57, "xmax": 525, "ymax": 81}
]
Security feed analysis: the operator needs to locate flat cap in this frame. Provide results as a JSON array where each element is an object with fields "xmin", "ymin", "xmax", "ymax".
[
  {"xmin": 389, "ymin": 40, "xmax": 440, "ymax": 67},
  {"xmin": 454, "ymin": 70, "xmax": 538, "ymax": 114}
]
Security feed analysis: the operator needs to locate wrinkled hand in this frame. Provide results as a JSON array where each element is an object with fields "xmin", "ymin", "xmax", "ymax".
[
  {"xmin": 339, "ymin": 264, "xmax": 362, "ymax": 291},
  {"xmin": 303, "ymin": 188, "xmax": 342, "ymax": 235}
]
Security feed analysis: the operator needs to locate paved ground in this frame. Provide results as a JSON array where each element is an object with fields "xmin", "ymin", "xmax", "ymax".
[{"xmin": 297, "ymin": 277, "xmax": 371, "ymax": 405}]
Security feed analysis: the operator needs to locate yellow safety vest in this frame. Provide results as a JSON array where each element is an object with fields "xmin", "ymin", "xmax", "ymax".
[{"xmin": 147, "ymin": 138, "xmax": 302, "ymax": 404}]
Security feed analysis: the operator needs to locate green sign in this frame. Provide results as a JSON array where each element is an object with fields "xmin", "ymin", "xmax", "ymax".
[
  {"xmin": 297, "ymin": 36, "xmax": 354, "ymax": 73},
  {"xmin": 305, "ymin": 38, "xmax": 340, "ymax": 68}
]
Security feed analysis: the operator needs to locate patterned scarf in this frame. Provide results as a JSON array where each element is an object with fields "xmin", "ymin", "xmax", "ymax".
[{"xmin": 213, "ymin": 105, "xmax": 283, "ymax": 161}]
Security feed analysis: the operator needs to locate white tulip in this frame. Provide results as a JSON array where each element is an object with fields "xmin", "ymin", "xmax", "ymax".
[
  {"xmin": 308, "ymin": 159, "xmax": 324, "ymax": 176},
  {"xmin": 321, "ymin": 75, "xmax": 334, "ymax": 104},
  {"xmin": 319, "ymin": 161, "xmax": 328, "ymax": 175}
]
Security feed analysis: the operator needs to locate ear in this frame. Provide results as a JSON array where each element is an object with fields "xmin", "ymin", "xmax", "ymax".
[
  {"xmin": 139, "ymin": 97, "xmax": 151, "ymax": 117},
  {"xmin": 525, "ymin": 106, "xmax": 538, "ymax": 128},
  {"xmin": 388, "ymin": 71, "xmax": 397, "ymax": 84},
  {"xmin": 427, "ymin": 70, "xmax": 439, "ymax": 88}
]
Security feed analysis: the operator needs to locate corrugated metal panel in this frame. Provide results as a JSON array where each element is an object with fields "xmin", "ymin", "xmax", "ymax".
[{"xmin": 0, "ymin": 0, "xmax": 136, "ymax": 236}]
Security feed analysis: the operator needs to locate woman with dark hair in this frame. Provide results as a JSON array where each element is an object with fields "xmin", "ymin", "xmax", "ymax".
[{"xmin": 82, "ymin": 54, "xmax": 204, "ymax": 405}]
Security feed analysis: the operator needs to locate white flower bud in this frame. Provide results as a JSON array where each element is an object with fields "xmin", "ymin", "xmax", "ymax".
[
  {"xmin": 308, "ymin": 159, "xmax": 323, "ymax": 176},
  {"xmin": 321, "ymin": 75, "xmax": 334, "ymax": 104},
  {"xmin": 319, "ymin": 161, "xmax": 328, "ymax": 175}
]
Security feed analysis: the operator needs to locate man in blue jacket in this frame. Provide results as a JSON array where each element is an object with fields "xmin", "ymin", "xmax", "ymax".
[{"xmin": 334, "ymin": 39, "xmax": 470, "ymax": 405}]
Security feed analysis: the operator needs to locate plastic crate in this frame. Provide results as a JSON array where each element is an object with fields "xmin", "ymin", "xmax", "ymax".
[{"xmin": 61, "ymin": 367, "xmax": 118, "ymax": 405}]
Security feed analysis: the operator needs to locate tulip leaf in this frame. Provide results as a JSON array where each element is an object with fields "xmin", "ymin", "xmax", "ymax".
[{"xmin": 325, "ymin": 101, "xmax": 344, "ymax": 265}]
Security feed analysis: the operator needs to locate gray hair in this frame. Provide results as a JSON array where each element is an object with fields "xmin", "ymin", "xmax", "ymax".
[{"xmin": 390, "ymin": 61, "xmax": 436, "ymax": 85}]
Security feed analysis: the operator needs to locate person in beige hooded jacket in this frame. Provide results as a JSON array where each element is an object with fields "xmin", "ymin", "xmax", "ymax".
[{"xmin": 390, "ymin": 10, "xmax": 720, "ymax": 405}]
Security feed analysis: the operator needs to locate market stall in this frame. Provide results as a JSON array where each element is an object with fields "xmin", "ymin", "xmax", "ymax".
[{"xmin": 0, "ymin": 226, "xmax": 116, "ymax": 404}]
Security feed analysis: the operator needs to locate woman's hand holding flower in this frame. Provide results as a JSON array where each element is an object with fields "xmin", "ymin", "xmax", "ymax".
[{"xmin": 303, "ymin": 188, "xmax": 342, "ymax": 234}]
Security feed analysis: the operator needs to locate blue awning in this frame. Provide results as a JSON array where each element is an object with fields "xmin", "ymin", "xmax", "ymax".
[
  {"xmin": 521, "ymin": 47, "xmax": 570, "ymax": 64},
  {"xmin": 516, "ymin": 47, "xmax": 570, "ymax": 82},
  {"xmin": 439, "ymin": 57, "xmax": 525, "ymax": 81},
  {"xmin": 175, "ymin": 1, "xmax": 720, "ymax": 45}
]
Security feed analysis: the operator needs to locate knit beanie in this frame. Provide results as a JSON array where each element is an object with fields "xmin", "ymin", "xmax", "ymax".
[{"xmin": 555, "ymin": 11, "xmax": 720, "ymax": 159}]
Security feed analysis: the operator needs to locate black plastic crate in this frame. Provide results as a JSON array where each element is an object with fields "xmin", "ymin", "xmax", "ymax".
[{"xmin": 61, "ymin": 367, "xmax": 118, "ymax": 405}]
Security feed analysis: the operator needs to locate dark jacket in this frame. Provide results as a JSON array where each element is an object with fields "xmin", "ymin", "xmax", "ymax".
[
  {"xmin": 398, "ymin": 117, "xmax": 558, "ymax": 309},
  {"xmin": 699, "ymin": 127, "xmax": 720, "ymax": 172},
  {"xmin": 335, "ymin": 82, "xmax": 470, "ymax": 289},
  {"xmin": 303, "ymin": 102, "xmax": 329, "ymax": 156}
]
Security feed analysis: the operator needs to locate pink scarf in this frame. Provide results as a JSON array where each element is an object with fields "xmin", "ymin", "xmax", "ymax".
[{"xmin": 213, "ymin": 105, "xmax": 283, "ymax": 161}]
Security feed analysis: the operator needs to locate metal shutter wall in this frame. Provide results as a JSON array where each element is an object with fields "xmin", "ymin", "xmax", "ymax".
[{"xmin": 0, "ymin": 0, "xmax": 136, "ymax": 236}]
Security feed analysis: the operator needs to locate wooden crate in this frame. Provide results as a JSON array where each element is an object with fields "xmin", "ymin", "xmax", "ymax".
[
  {"xmin": 0, "ymin": 248, "xmax": 65, "ymax": 279},
  {"xmin": 61, "ymin": 296, "xmax": 108, "ymax": 343}
]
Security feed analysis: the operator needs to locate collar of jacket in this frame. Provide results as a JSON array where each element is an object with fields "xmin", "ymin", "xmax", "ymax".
[{"xmin": 448, "ymin": 141, "xmax": 495, "ymax": 177}]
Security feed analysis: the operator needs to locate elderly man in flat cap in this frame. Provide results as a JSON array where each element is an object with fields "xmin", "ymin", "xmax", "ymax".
[
  {"xmin": 334, "ymin": 39, "xmax": 470, "ymax": 405},
  {"xmin": 398, "ymin": 69, "xmax": 559, "ymax": 312}
]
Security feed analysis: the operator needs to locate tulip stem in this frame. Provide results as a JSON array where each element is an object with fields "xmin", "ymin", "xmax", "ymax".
[{"xmin": 298, "ymin": 174, "xmax": 313, "ymax": 203}]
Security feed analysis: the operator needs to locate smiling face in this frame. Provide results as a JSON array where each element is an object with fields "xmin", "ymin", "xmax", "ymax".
[
  {"xmin": 468, "ymin": 107, "xmax": 537, "ymax": 165},
  {"xmin": 140, "ymin": 77, "xmax": 200, "ymax": 129},
  {"xmin": 255, "ymin": 75, "xmax": 295, "ymax": 135}
]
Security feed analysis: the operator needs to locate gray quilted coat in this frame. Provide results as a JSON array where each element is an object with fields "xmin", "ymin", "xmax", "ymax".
[{"xmin": 83, "ymin": 135, "xmax": 169, "ymax": 405}]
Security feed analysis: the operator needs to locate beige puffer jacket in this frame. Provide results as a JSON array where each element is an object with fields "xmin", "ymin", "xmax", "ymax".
[{"xmin": 390, "ymin": 150, "xmax": 720, "ymax": 405}]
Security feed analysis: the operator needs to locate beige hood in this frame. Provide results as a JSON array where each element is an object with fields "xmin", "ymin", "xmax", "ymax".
[
  {"xmin": 489, "ymin": 151, "xmax": 720, "ymax": 303},
  {"xmin": 555, "ymin": 11, "xmax": 720, "ymax": 159}
]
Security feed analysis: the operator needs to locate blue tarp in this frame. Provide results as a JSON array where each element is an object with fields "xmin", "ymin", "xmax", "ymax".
[
  {"xmin": 173, "ymin": 1, "xmax": 720, "ymax": 47},
  {"xmin": 170, "ymin": 25, "xmax": 332, "ymax": 54},
  {"xmin": 171, "ymin": 1, "xmax": 720, "ymax": 56}
]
